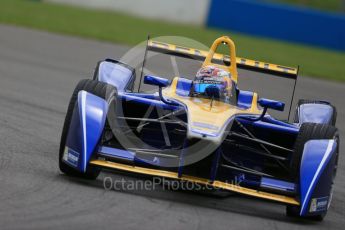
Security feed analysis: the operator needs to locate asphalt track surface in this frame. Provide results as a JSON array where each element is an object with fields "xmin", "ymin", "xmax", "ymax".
[{"xmin": 0, "ymin": 24, "xmax": 344, "ymax": 230}]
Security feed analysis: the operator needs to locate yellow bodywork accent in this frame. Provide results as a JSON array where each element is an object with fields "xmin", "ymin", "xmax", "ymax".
[
  {"xmin": 169, "ymin": 77, "xmax": 178, "ymax": 95},
  {"xmin": 148, "ymin": 39, "xmax": 298, "ymax": 78},
  {"xmin": 163, "ymin": 77, "xmax": 261, "ymax": 137},
  {"xmin": 202, "ymin": 36, "xmax": 238, "ymax": 82},
  {"xmin": 250, "ymin": 93, "xmax": 259, "ymax": 113},
  {"xmin": 90, "ymin": 159, "xmax": 300, "ymax": 206}
]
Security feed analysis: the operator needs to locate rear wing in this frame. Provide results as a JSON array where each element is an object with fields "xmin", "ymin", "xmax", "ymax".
[{"xmin": 147, "ymin": 40, "xmax": 298, "ymax": 80}]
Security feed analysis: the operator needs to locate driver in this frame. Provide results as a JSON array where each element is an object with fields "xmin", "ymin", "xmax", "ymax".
[{"xmin": 191, "ymin": 66, "xmax": 234, "ymax": 103}]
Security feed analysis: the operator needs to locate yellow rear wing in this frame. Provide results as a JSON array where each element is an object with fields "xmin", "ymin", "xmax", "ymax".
[{"xmin": 147, "ymin": 40, "xmax": 298, "ymax": 80}]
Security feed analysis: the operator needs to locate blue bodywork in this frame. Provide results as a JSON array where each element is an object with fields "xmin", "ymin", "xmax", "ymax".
[
  {"xmin": 260, "ymin": 177, "xmax": 295, "ymax": 193},
  {"xmin": 299, "ymin": 140, "xmax": 337, "ymax": 215},
  {"xmin": 144, "ymin": 75, "xmax": 171, "ymax": 88},
  {"xmin": 63, "ymin": 59, "xmax": 338, "ymax": 218},
  {"xmin": 238, "ymin": 90, "xmax": 254, "ymax": 109},
  {"xmin": 176, "ymin": 78, "xmax": 193, "ymax": 96},
  {"xmin": 258, "ymin": 98, "xmax": 285, "ymax": 111}
]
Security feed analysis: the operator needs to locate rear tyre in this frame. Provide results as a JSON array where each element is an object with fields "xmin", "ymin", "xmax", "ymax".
[
  {"xmin": 287, "ymin": 122, "xmax": 339, "ymax": 220},
  {"xmin": 59, "ymin": 79, "xmax": 117, "ymax": 179},
  {"xmin": 294, "ymin": 99, "xmax": 337, "ymax": 126}
]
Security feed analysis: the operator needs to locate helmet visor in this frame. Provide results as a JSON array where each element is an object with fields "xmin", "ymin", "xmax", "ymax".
[{"xmin": 193, "ymin": 83, "xmax": 224, "ymax": 95}]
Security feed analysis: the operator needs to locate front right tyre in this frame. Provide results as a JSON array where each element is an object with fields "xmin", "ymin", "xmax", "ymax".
[
  {"xmin": 287, "ymin": 122, "xmax": 339, "ymax": 221},
  {"xmin": 59, "ymin": 79, "xmax": 116, "ymax": 179}
]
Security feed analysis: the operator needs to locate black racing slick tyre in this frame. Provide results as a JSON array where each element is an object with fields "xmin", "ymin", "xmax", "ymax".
[
  {"xmin": 59, "ymin": 79, "xmax": 117, "ymax": 179},
  {"xmin": 294, "ymin": 99, "xmax": 337, "ymax": 126},
  {"xmin": 287, "ymin": 122, "xmax": 339, "ymax": 220}
]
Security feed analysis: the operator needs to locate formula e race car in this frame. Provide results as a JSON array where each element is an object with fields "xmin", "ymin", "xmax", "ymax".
[{"xmin": 59, "ymin": 36, "xmax": 339, "ymax": 221}]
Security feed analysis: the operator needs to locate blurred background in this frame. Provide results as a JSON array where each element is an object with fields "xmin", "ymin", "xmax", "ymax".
[{"xmin": 0, "ymin": 0, "xmax": 344, "ymax": 81}]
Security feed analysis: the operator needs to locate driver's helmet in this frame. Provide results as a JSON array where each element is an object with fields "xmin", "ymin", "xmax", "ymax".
[{"xmin": 192, "ymin": 66, "xmax": 233, "ymax": 100}]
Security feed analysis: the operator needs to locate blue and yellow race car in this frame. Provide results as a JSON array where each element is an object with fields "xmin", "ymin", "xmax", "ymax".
[{"xmin": 59, "ymin": 36, "xmax": 339, "ymax": 221}]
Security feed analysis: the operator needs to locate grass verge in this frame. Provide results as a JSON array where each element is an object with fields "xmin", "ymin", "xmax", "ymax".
[{"xmin": 0, "ymin": 0, "xmax": 344, "ymax": 81}]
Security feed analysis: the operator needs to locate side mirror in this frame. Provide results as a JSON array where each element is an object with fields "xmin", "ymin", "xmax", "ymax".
[
  {"xmin": 143, "ymin": 75, "xmax": 178, "ymax": 106},
  {"xmin": 258, "ymin": 98, "xmax": 285, "ymax": 111},
  {"xmin": 144, "ymin": 75, "xmax": 170, "ymax": 88}
]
